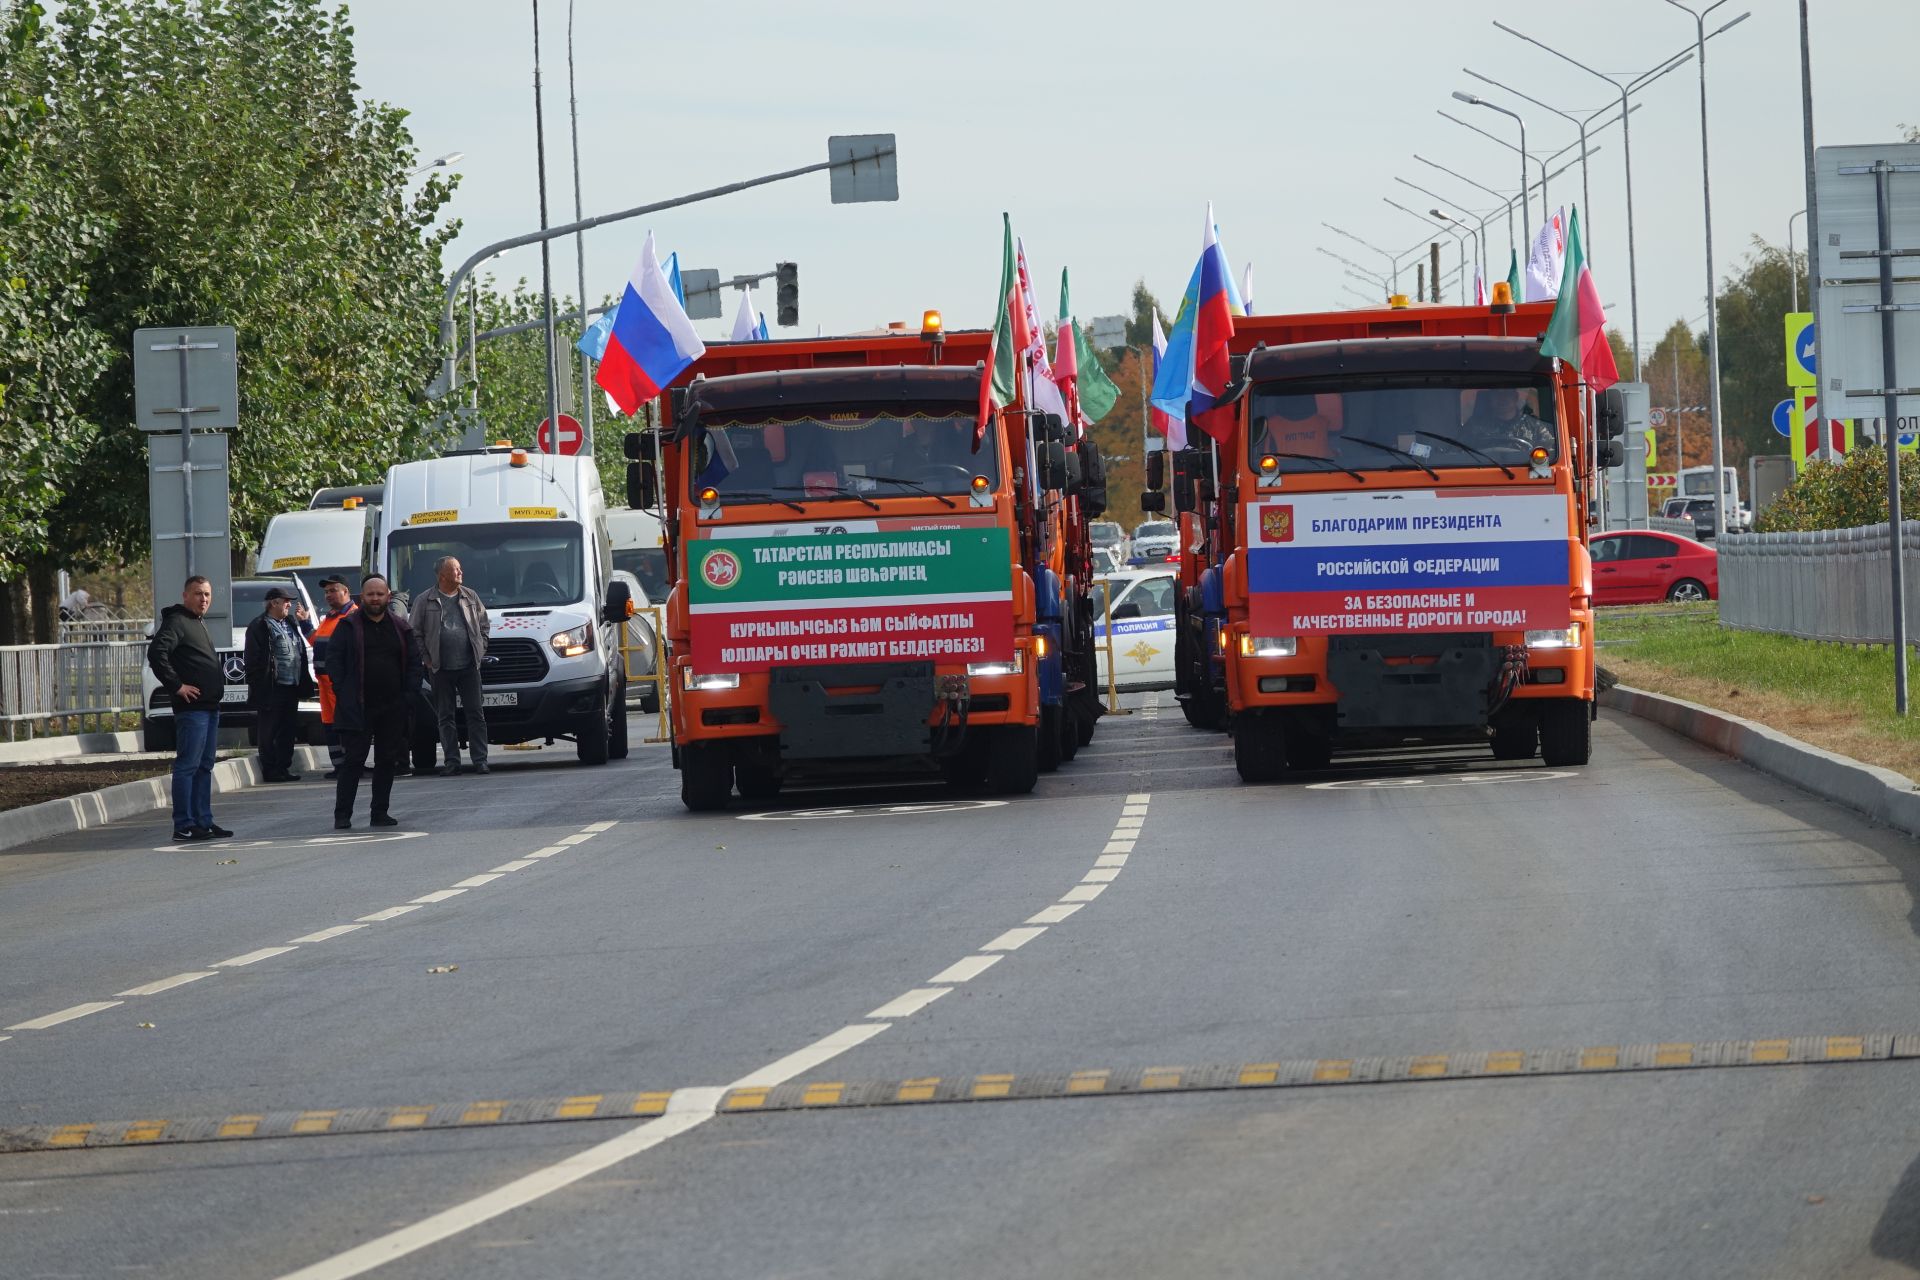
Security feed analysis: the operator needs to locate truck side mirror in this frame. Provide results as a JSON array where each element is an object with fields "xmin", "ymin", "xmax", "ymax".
[
  {"xmin": 1041, "ymin": 441, "xmax": 1070, "ymax": 489},
  {"xmin": 1039, "ymin": 413, "xmax": 1068, "ymax": 444},
  {"xmin": 1145, "ymin": 451, "xmax": 1166, "ymax": 490},
  {"xmin": 623, "ymin": 431, "xmax": 646, "ymax": 461},
  {"xmin": 1597, "ymin": 386, "xmax": 1627, "ymax": 439},
  {"xmin": 1140, "ymin": 490, "xmax": 1166, "ymax": 513},
  {"xmin": 1075, "ymin": 440, "xmax": 1108, "ymax": 517},
  {"xmin": 1599, "ymin": 438, "xmax": 1624, "ymax": 469},
  {"xmin": 626, "ymin": 459, "xmax": 658, "ymax": 511}
]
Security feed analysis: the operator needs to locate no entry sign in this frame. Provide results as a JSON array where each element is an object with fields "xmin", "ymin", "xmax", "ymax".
[{"xmin": 536, "ymin": 414, "xmax": 583, "ymax": 456}]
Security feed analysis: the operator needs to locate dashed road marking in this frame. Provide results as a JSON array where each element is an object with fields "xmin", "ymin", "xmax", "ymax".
[
  {"xmin": 489, "ymin": 860, "xmax": 537, "ymax": 873},
  {"xmin": 981, "ymin": 927, "xmax": 1046, "ymax": 952},
  {"xmin": 928, "ymin": 954, "xmax": 1002, "ymax": 984},
  {"xmin": 117, "ymin": 972, "xmax": 217, "ymax": 997},
  {"xmin": 358, "ymin": 905, "xmax": 421, "ymax": 923},
  {"xmin": 526, "ymin": 847, "xmax": 569, "ymax": 859},
  {"xmin": 410, "ymin": 889, "xmax": 466, "ymax": 904},
  {"xmin": 868, "ymin": 988, "xmax": 950, "ymax": 1019},
  {"xmin": 451, "ymin": 874, "xmax": 502, "ymax": 889},
  {"xmin": 287, "ymin": 926, "xmax": 366, "ymax": 945},
  {"xmin": 1027, "ymin": 904, "xmax": 1083, "ymax": 924},
  {"xmin": 214, "ymin": 947, "xmax": 297, "ymax": 968},
  {"xmin": 6, "ymin": 1002, "xmax": 122, "ymax": 1031},
  {"xmin": 1061, "ymin": 883, "xmax": 1106, "ymax": 903},
  {"xmin": 1082, "ymin": 868, "xmax": 1121, "ymax": 883}
]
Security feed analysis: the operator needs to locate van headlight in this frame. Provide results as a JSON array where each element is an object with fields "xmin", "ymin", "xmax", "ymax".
[
  {"xmin": 549, "ymin": 626, "xmax": 594, "ymax": 658},
  {"xmin": 1238, "ymin": 635, "xmax": 1297, "ymax": 658},
  {"xmin": 682, "ymin": 669, "xmax": 740, "ymax": 691},
  {"xmin": 1524, "ymin": 623, "xmax": 1583, "ymax": 650},
  {"xmin": 967, "ymin": 652, "xmax": 1023, "ymax": 677}
]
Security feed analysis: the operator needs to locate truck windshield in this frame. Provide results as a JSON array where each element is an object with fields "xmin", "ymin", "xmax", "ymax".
[
  {"xmin": 1247, "ymin": 376, "xmax": 1558, "ymax": 473},
  {"xmin": 689, "ymin": 411, "xmax": 996, "ymax": 501},
  {"xmin": 387, "ymin": 522, "xmax": 584, "ymax": 609}
]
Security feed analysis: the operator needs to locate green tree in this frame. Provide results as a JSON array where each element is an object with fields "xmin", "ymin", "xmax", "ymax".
[
  {"xmin": 1714, "ymin": 236, "xmax": 1802, "ymax": 469},
  {"xmin": 28, "ymin": 0, "xmax": 459, "ymax": 572},
  {"xmin": 1642, "ymin": 319, "xmax": 1713, "ymax": 476}
]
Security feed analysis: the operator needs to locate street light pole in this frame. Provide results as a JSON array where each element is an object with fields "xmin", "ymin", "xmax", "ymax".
[
  {"xmin": 1383, "ymin": 198, "xmax": 1470, "ymax": 303},
  {"xmin": 1446, "ymin": 96, "xmax": 1529, "ymax": 258},
  {"xmin": 529, "ymin": 0, "xmax": 561, "ymax": 453},
  {"xmin": 566, "ymin": 0, "xmax": 593, "ymax": 449},
  {"xmin": 1430, "ymin": 208, "xmax": 1486, "ymax": 296},
  {"xmin": 1414, "ymin": 155, "xmax": 1517, "ymax": 260},
  {"xmin": 1322, "ymin": 223, "xmax": 1402, "ymax": 292},
  {"xmin": 1463, "ymin": 71, "xmax": 1595, "ymax": 263}
]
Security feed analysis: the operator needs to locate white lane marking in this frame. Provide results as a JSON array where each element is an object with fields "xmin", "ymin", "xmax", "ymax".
[
  {"xmin": 1096, "ymin": 854, "xmax": 1129, "ymax": 868},
  {"xmin": 728, "ymin": 1023, "xmax": 889, "ymax": 1090},
  {"xmin": 1307, "ymin": 770, "xmax": 1574, "ymax": 791},
  {"xmin": 737, "ymin": 799, "xmax": 1007, "ymax": 822},
  {"xmin": 1114, "ymin": 816, "xmax": 1145, "ymax": 830},
  {"xmin": 981, "ymin": 926, "xmax": 1046, "ymax": 953},
  {"xmin": 358, "ymin": 905, "xmax": 422, "ymax": 922},
  {"xmin": 928, "ymin": 954, "xmax": 1003, "ymax": 985},
  {"xmin": 6, "ymin": 1001, "xmax": 123, "ymax": 1031},
  {"xmin": 489, "ymin": 860, "xmax": 537, "ymax": 873},
  {"xmin": 274, "ymin": 1087, "xmax": 728, "ymax": 1280},
  {"xmin": 1121, "ymin": 805, "xmax": 1150, "ymax": 817},
  {"xmin": 288, "ymin": 925, "xmax": 367, "ymax": 945},
  {"xmin": 1061, "ymin": 883, "xmax": 1107, "ymax": 903},
  {"xmin": 582, "ymin": 821, "xmax": 618, "ymax": 833},
  {"xmin": 867, "ymin": 988, "xmax": 951, "ymax": 1019},
  {"xmin": 411, "ymin": 890, "xmax": 466, "ymax": 904},
  {"xmin": 451, "ymin": 874, "xmax": 502, "ymax": 889},
  {"xmin": 559, "ymin": 833, "xmax": 597, "ymax": 845},
  {"xmin": 1102, "ymin": 841, "xmax": 1135, "ymax": 855},
  {"xmin": 214, "ymin": 946, "xmax": 297, "ymax": 968},
  {"xmin": 116, "ymin": 971, "xmax": 217, "ymax": 997},
  {"xmin": 1126, "ymin": 792, "xmax": 1152, "ymax": 803},
  {"xmin": 1027, "ymin": 903, "xmax": 1084, "ymax": 924},
  {"xmin": 526, "ymin": 846, "xmax": 569, "ymax": 859},
  {"xmin": 1082, "ymin": 867, "xmax": 1121, "ymax": 883}
]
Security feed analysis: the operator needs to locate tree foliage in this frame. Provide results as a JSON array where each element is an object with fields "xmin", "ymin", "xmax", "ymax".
[
  {"xmin": 16, "ymin": 0, "xmax": 459, "ymax": 567},
  {"xmin": 1755, "ymin": 444, "xmax": 1920, "ymax": 532},
  {"xmin": 1714, "ymin": 237, "xmax": 1803, "ymax": 469}
]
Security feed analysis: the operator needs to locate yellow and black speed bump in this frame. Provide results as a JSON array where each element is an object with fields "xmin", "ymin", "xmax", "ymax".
[{"xmin": 7, "ymin": 1032, "xmax": 1918, "ymax": 1154}]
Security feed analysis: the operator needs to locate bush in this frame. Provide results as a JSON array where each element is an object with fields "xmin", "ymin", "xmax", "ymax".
[{"xmin": 1754, "ymin": 446, "xmax": 1920, "ymax": 532}]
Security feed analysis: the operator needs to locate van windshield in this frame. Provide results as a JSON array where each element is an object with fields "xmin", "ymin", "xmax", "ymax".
[
  {"xmin": 388, "ymin": 522, "xmax": 584, "ymax": 609},
  {"xmin": 611, "ymin": 547, "xmax": 667, "ymax": 601},
  {"xmin": 1248, "ymin": 375, "xmax": 1558, "ymax": 472},
  {"xmin": 690, "ymin": 410, "xmax": 996, "ymax": 500}
]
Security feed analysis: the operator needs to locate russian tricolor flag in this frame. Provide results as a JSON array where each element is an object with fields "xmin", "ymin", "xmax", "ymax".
[
  {"xmin": 596, "ymin": 230, "xmax": 706, "ymax": 415},
  {"xmin": 1186, "ymin": 209, "xmax": 1236, "ymax": 440}
]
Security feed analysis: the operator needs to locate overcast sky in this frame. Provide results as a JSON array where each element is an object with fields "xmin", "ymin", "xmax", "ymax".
[{"xmin": 352, "ymin": 0, "xmax": 1916, "ymax": 364}]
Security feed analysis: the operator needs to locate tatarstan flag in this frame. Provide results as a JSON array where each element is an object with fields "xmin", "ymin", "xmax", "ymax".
[
  {"xmin": 1539, "ymin": 206, "xmax": 1619, "ymax": 391},
  {"xmin": 983, "ymin": 213, "xmax": 1027, "ymax": 445}
]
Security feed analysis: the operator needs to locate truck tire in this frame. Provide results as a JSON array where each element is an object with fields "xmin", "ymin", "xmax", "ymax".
[
  {"xmin": 607, "ymin": 678, "xmax": 630, "ymax": 761},
  {"xmin": 1059, "ymin": 705, "xmax": 1080, "ymax": 762},
  {"xmin": 1075, "ymin": 711, "xmax": 1097, "ymax": 747},
  {"xmin": 1233, "ymin": 712, "xmax": 1288, "ymax": 783},
  {"xmin": 1037, "ymin": 705, "xmax": 1062, "ymax": 773},
  {"xmin": 987, "ymin": 725, "xmax": 1039, "ymax": 795},
  {"xmin": 1490, "ymin": 717, "xmax": 1539, "ymax": 761},
  {"xmin": 680, "ymin": 742, "xmax": 733, "ymax": 811},
  {"xmin": 576, "ymin": 689, "xmax": 611, "ymax": 765},
  {"xmin": 143, "ymin": 716, "xmax": 175, "ymax": 754},
  {"xmin": 410, "ymin": 720, "xmax": 438, "ymax": 774},
  {"xmin": 1539, "ymin": 698, "xmax": 1592, "ymax": 767},
  {"xmin": 735, "ymin": 762, "xmax": 782, "ymax": 800},
  {"xmin": 942, "ymin": 741, "xmax": 991, "ymax": 789},
  {"xmin": 1283, "ymin": 729, "xmax": 1333, "ymax": 771}
]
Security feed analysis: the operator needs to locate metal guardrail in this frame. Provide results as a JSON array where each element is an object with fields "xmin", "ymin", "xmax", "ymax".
[
  {"xmin": 1649, "ymin": 516, "xmax": 1702, "ymax": 540},
  {"xmin": 1717, "ymin": 522, "xmax": 1920, "ymax": 645},
  {"xmin": 0, "ymin": 641, "xmax": 149, "ymax": 740}
]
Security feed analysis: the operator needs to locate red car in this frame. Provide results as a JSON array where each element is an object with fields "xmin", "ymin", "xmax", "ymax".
[{"xmin": 1590, "ymin": 530, "xmax": 1718, "ymax": 604}]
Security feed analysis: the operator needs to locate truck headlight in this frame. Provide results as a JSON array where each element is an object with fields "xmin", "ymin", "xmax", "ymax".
[
  {"xmin": 1524, "ymin": 623, "xmax": 1583, "ymax": 650},
  {"xmin": 1239, "ymin": 635, "xmax": 1298, "ymax": 658},
  {"xmin": 682, "ymin": 670, "xmax": 740, "ymax": 691},
  {"xmin": 967, "ymin": 652, "xmax": 1023, "ymax": 677},
  {"xmin": 549, "ymin": 626, "xmax": 594, "ymax": 658}
]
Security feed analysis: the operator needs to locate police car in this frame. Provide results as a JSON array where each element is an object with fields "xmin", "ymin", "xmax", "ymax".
[{"xmin": 1094, "ymin": 569, "xmax": 1178, "ymax": 692}]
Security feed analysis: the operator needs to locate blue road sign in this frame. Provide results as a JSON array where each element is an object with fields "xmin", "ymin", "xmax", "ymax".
[
  {"xmin": 1793, "ymin": 321, "xmax": 1817, "ymax": 379},
  {"xmin": 1772, "ymin": 398, "xmax": 1794, "ymax": 438}
]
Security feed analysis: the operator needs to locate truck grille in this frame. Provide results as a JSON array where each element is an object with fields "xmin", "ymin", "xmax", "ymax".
[{"xmin": 482, "ymin": 638, "xmax": 549, "ymax": 686}]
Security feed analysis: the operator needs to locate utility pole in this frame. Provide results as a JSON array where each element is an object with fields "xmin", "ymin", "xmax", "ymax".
[
  {"xmin": 1430, "ymin": 243, "xmax": 1441, "ymax": 303},
  {"xmin": 530, "ymin": 0, "xmax": 561, "ymax": 453}
]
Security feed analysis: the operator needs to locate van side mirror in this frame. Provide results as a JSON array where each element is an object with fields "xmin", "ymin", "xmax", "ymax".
[
  {"xmin": 1140, "ymin": 490, "xmax": 1166, "ymax": 513},
  {"xmin": 602, "ymin": 579, "xmax": 633, "ymax": 626},
  {"xmin": 627, "ymin": 459, "xmax": 658, "ymax": 511},
  {"xmin": 1597, "ymin": 386, "xmax": 1627, "ymax": 439}
]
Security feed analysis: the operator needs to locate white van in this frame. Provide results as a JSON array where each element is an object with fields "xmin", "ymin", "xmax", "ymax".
[
  {"xmin": 380, "ymin": 446, "xmax": 631, "ymax": 764},
  {"xmin": 258, "ymin": 504, "xmax": 375, "ymax": 602}
]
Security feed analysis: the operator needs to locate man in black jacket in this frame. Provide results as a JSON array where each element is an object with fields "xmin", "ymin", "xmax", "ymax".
[
  {"xmin": 328, "ymin": 575, "xmax": 423, "ymax": 830},
  {"xmin": 243, "ymin": 585, "xmax": 315, "ymax": 782},
  {"xmin": 146, "ymin": 576, "xmax": 232, "ymax": 841}
]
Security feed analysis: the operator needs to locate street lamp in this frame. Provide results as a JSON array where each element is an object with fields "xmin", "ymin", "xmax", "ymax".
[
  {"xmin": 1463, "ymin": 72, "xmax": 1601, "ymax": 263},
  {"xmin": 1395, "ymin": 178, "xmax": 1493, "ymax": 284},
  {"xmin": 1448, "ymin": 91, "xmax": 1530, "ymax": 258},
  {"xmin": 410, "ymin": 151, "xmax": 464, "ymax": 179},
  {"xmin": 1414, "ymin": 155, "xmax": 1518, "ymax": 259},
  {"xmin": 1664, "ymin": 0, "xmax": 1752, "ymax": 539},
  {"xmin": 1322, "ymin": 223, "xmax": 1402, "ymax": 291},
  {"xmin": 1383, "ymin": 198, "xmax": 1471, "ymax": 303},
  {"xmin": 1429, "ymin": 207, "xmax": 1486, "ymax": 296},
  {"xmin": 1316, "ymin": 245, "xmax": 1389, "ymax": 294}
]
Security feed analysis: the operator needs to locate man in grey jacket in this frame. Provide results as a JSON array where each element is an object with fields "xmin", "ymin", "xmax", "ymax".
[{"xmin": 410, "ymin": 556, "xmax": 491, "ymax": 776}]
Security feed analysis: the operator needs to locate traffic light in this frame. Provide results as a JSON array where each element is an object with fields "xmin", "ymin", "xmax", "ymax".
[{"xmin": 776, "ymin": 262, "xmax": 798, "ymax": 327}]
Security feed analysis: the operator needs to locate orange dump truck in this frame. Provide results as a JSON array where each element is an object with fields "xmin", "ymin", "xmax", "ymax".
[{"xmin": 1144, "ymin": 298, "xmax": 1623, "ymax": 781}]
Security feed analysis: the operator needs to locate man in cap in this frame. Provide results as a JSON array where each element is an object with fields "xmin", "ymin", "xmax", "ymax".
[
  {"xmin": 311, "ymin": 576, "xmax": 357, "ymax": 779},
  {"xmin": 243, "ymin": 584, "xmax": 315, "ymax": 782}
]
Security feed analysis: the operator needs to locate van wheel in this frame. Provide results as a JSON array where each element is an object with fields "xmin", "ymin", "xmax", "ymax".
[
  {"xmin": 987, "ymin": 725, "xmax": 1039, "ymax": 795},
  {"xmin": 576, "ymin": 690, "xmax": 611, "ymax": 765},
  {"xmin": 680, "ymin": 743, "xmax": 733, "ymax": 811},
  {"xmin": 1539, "ymin": 699, "xmax": 1593, "ymax": 767},
  {"xmin": 1037, "ymin": 705, "xmax": 1062, "ymax": 773},
  {"xmin": 607, "ymin": 679, "xmax": 630, "ymax": 760},
  {"xmin": 1233, "ymin": 712, "xmax": 1288, "ymax": 783}
]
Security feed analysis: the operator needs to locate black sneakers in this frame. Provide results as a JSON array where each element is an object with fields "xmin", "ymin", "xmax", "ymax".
[
  {"xmin": 333, "ymin": 817, "xmax": 351, "ymax": 830},
  {"xmin": 172, "ymin": 827, "xmax": 211, "ymax": 842},
  {"xmin": 206, "ymin": 824, "xmax": 234, "ymax": 839},
  {"xmin": 437, "ymin": 763, "xmax": 462, "ymax": 777},
  {"xmin": 370, "ymin": 814, "xmax": 400, "ymax": 828},
  {"xmin": 471, "ymin": 763, "xmax": 491, "ymax": 775}
]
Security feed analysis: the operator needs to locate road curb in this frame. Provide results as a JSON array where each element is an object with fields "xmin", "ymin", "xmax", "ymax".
[
  {"xmin": 0, "ymin": 731, "xmax": 143, "ymax": 765},
  {"xmin": 1602, "ymin": 684, "xmax": 1920, "ymax": 839},
  {"xmin": 0, "ymin": 745, "xmax": 328, "ymax": 854}
]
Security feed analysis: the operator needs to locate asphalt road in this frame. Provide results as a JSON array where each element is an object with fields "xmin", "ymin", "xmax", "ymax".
[{"xmin": 4, "ymin": 698, "xmax": 1920, "ymax": 1278}]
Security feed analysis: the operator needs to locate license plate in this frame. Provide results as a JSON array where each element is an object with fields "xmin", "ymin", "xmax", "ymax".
[
  {"xmin": 482, "ymin": 691, "xmax": 519, "ymax": 707},
  {"xmin": 221, "ymin": 686, "xmax": 248, "ymax": 703}
]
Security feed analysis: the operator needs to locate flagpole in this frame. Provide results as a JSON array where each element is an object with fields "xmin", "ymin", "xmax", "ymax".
[{"xmin": 530, "ymin": 0, "xmax": 561, "ymax": 454}]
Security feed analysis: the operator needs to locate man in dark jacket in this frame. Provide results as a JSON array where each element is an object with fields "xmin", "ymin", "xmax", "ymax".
[
  {"xmin": 328, "ymin": 575, "xmax": 422, "ymax": 829},
  {"xmin": 147, "ymin": 576, "xmax": 232, "ymax": 841},
  {"xmin": 243, "ymin": 585, "xmax": 315, "ymax": 782},
  {"xmin": 410, "ymin": 555, "xmax": 491, "ymax": 776}
]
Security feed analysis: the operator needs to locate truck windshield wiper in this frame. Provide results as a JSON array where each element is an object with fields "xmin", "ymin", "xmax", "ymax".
[
  {"xmin": 859, "ymin": 473, "xmax": 958, "ymax": 508},
  {"xmin": 1339, "ymin": 436, "xmax": 1441, "ymax": 481},
  {"xmin": 1264, "ymin": 450, "xmax": 1366, "ymax": 484},
  {"xmin": 772, "ymin": 484, "xmax": 883, "ymax": 512},
  {"xmin": 1409, "ymin": 430, "xmax": 1515, "ymax": 479},
  {"xmin": 705, "ymin": 489, "xmax": 806, "ymax": 514}
]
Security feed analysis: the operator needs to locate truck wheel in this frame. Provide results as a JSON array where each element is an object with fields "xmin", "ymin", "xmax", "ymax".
[
  {"xmin": 1490, "ymin": 717, "xmax": 1539, "ymax": 761},
  {"xmin": 607, "ymin": 679, "xmax": 630, "ymax": 761},
  {"xmin": 987, "ymin": 725, "xmax": 1039, "ymax": 795},
  {"xmin": 680, "ymin": 743, "xmax": 733, "ymax": 811},
  {"xmin": 942, "ymin": 739, "xmax": 991, "ymax": 789},
  {"xmin": 1539, "ymin": 698, "xmax": 1593, "ymax": 767},
  {"xmin": 143, "ymin": 716, "xmax": 175, "ymax": 754},
  {"xmin": 735, "ymin": 762, "xmax": 782, "ymax": 800},
  {"xmin": 576, "ymin": 690, "xmax": 611, "ymax": 765},
  {"xmin": 1075, "ymin": 712, "xmax": 1097, "ymax": 747},
  {"xmin": 1233, "ymin": 713, "xmax": 1288, "ymax": 783},
  {"xmin": 410, "ymin": 721, "xmax": 438, "ymax": 773},
  {"xmin": 639, "ymin": 684, "xmax": 660, "ymax": 714},
  {"xmin": 1059, "ymin": 705, "xmax": 1080, "ymax": 762},
  {"xmin": 1037, "ymin": 705, "xmax": 1062, "ymax": 773},
  {"xmin": 1283, "ymin": 729, "xmax": 1332, "ymax": 771}
]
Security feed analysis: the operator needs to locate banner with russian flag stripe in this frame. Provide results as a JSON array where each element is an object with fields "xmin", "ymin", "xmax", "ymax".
[
  {"xmin": 1244, "ymin": 492, "xmax": 1571, "ymax": 636},
  {"xmin": 595, "ymin": 230, "xmax": 705, "ymax": 415}
]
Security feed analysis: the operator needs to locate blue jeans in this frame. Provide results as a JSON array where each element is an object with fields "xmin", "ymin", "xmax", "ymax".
[{"xmin": 172, "ymin": 707, "xmax": 220, "ymax": 830}]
